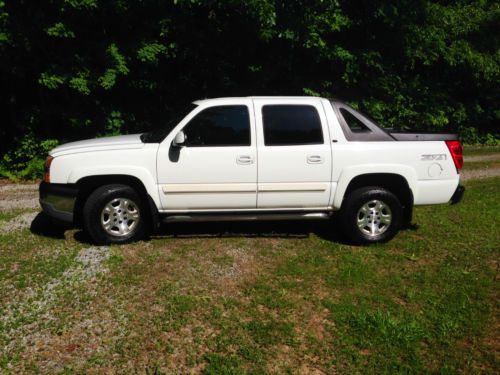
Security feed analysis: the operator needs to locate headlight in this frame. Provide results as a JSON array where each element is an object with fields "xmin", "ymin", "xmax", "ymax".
[{"xmin": 44, "ymin": 156, "xmax": 54, "ymax": 183}]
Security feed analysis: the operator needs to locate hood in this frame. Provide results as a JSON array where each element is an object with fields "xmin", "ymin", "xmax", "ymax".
[{"xmin": 50, "ymin": 134, "xmax": 144, "ymax": 157}]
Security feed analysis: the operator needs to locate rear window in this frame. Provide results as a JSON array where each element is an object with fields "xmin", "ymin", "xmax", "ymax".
[{"xmin": 262, "ymin": 105, "xmax": 323, "ymax": 146}]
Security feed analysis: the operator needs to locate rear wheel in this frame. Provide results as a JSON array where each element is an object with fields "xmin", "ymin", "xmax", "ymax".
[
  {"xmin": 339, "ymin": 186, "xmax": 402, "ymax": 245},
  {"xmin": 83, "ymin": 184, "xmax": 147, "ymax": 245}
]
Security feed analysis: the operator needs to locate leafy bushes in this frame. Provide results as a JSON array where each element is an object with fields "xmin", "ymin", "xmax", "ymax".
[
  {"xmin": 459, "ymin": 127, "xmax": 500, "ymax": 146},
  {"xmin": 0, "ymin": 135, "xmax": 58, "ymax": 181}
]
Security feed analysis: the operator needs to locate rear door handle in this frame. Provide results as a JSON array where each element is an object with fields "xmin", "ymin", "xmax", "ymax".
[
  {"xmin": 237, "ymin": 155, "xmax": 254, "ymax": 165},
  {"xmin": 307, "ymin": 155, "xmax": 324, "ymax": 164}
]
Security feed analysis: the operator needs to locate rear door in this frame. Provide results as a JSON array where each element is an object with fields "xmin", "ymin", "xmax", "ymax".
[
  {"xmin": 156, "ymin": 100, "xmax": 257, "ymax": 210},
  {"xmin": 254, "ymin": 98, "xmax": 332, "ymax": 209}
]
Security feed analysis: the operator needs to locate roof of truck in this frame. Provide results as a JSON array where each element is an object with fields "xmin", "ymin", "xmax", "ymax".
[{"xmin": 193, "ymin": 96, "xmax": 326, "ymax": 105}]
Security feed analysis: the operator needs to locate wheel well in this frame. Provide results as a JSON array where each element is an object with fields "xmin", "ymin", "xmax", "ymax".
[
  {"xmin": 74, "ymin": 175, "xmax": 158, "ymax": 228},
  {"xmin": 342, "ymin": 173, "xmax": 414, "ymax": 225}
]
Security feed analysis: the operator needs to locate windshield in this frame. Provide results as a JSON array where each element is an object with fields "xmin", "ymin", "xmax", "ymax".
[{"xmin": 141, "ymin": 103, "xmax": 198, "ymax": 143}]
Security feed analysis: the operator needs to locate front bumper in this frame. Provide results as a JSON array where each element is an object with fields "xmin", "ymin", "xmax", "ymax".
[
  {"xmin": 450, "ymin": 184, "xmax": 465, "ymax": 204},
  {"xmin": 39, "ymin": 181, "xmax": 78, "ymax": 224}
]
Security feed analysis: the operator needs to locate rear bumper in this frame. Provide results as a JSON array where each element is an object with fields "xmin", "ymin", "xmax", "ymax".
[
  {"xmin": 450, "ymin": 184, "xmax": 465, "ymax": 204},
  {"xmin": 39, "ymin": 182, "xmax": 78, "ymax": 224}
]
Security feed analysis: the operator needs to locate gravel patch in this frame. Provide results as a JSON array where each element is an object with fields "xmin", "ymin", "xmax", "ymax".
[
  {"xmin": 1, "ymin": 246, "xmax": 110, "ymax": 356},
  {"xmin": 0, "ymin": 184, "xmax": 38, "ymax": 192},
  {"xmin": 0, "ymin": 212, "xmax": 38, "ymax": 233},
  {"xmin": 461, "ymin": 167, "xmax": 500, "ymax": 181},
  {"xmin": 0, "ymin": 197, "xmax": 39, "ymax": 211},
  {"xmin": 0, "ymin": 183, "xmax": 39, "ymax": 211}
]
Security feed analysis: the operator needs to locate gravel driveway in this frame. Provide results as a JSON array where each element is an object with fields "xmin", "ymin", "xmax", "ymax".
[{"xmin": 0, "ymin": 184, "xmax": 39, "ymax": 211}]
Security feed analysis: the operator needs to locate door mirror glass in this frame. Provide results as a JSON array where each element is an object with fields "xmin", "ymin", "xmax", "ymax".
[{"xmin": 172, "ymin": 131, "xmax": 186, "ymax": 147}]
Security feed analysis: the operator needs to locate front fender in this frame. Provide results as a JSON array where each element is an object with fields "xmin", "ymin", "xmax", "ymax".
[{"xmin": 68, "ymin": 166, "xmax": 160, "ymax": 208}]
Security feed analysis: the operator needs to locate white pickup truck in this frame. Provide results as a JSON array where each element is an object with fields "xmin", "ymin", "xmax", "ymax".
[{"xmin": 39, "ymin": 97, "xmax": 464, "ymax": 245}]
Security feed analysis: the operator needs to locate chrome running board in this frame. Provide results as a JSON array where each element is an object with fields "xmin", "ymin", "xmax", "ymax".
[{"xmin": 162, "ymin": 212, "xmax": 331, "ymax": 223}]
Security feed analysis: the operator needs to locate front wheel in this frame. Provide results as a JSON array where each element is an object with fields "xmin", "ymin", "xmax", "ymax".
[
  {"xmin": 83, "ymin": 184, "xmax": 147, "ymax": 245},
  {"xmin": 339, "ymin": 186, "xmax": 402, "ymax": 245}
]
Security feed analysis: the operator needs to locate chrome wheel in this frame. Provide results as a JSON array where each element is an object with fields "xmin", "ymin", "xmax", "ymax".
[
  {"xmin": 100, "ymin": 198, "xmax": 140, "ymax": 237},
  {"xmin": 356, "ymin": 199, "xmax": 392, "ymax": 237}
]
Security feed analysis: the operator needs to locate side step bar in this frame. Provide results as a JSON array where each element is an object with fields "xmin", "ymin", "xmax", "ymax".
[{"xmin": 162, "ymin": 212, "xmax": 331, "ymax": 223}]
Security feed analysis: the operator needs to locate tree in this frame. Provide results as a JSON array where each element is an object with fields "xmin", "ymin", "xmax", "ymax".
[{"xmin": 1, "ymin": 0, "xmax": 498, "ymax": 178}]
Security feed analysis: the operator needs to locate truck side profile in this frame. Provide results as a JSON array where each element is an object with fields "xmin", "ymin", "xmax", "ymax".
[{"xmin": 39, "ymin": 97, "xmax": 464, "ymax": 245}]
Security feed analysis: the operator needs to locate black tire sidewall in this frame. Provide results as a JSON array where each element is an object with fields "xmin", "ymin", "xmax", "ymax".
[
  {"xmin": 340, "ymin": 186, "xmax": 402, "ymax": 245},
  {"xmin": 83, "ymin": 184, "xmax": 146, "ymax": 245}
]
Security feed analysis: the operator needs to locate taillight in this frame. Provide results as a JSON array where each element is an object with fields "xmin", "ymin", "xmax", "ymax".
[
  {"xmin": 445, "ymin": 140, "xmax": 463, "ymax": 173},
  {"xmin": 44, "ymin": 156, "xmax": 54, "ymax": 183}
]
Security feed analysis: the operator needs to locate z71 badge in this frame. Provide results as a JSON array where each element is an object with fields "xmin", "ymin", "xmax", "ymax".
[{"xmin": 421, "ymin": 154, "xmax": 447, "ymax": 161}]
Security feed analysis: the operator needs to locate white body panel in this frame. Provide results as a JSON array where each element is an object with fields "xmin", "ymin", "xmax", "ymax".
[{"xmin": 47, "ymin": 96, "xmax": 460, "ymax": 215}]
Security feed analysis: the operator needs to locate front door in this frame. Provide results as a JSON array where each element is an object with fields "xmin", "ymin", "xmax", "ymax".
[
  {"xmin": 156, "ymin": 100, "xmax": 257, "ymax": 211},
  {"xmin": 253, "ymin": 98, "xmax": 332, "ymax": 209}
]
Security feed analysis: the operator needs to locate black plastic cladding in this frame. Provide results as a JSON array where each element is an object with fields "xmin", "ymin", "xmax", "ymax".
[
  {"xmin": 330, "ymin": 100, "xmax": 395, "ymax": 142},
  {"xmin": 330, "ymin": 100, "xmax": 458, "ymax": 142}
]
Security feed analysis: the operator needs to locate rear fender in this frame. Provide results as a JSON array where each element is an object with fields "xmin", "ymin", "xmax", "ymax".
[{"xmin": 332, "ymin": 165, "xmax": 417, "ymax": 209}]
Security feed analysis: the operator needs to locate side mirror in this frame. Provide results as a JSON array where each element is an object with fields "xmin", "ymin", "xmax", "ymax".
[{"xmin": 172, "ymin": 131, "xmax": 186, "ymax": 147}]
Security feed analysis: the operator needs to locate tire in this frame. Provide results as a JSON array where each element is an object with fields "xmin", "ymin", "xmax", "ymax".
[
  {"xmin": 339, "ymin": 186, "xmax": 402, "ymax": 245},
  {"xmin": 82, "ymin": 184, "xmax": 147, "ymax": 245}
]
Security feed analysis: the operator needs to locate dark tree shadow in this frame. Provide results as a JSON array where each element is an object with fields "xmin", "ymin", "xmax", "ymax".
[
  {"xmin": 152, "ymin": 219, "xmax": 347, "ymax": 243},
  {"xmin": 68, "ymin": 220, "xmax": 348, "ymax": 245}
]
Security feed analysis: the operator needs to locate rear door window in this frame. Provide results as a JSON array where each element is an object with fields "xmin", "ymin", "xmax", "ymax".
[{"xmin": 262, "ymin": 105, "xmax": 323, "ymax": 146}]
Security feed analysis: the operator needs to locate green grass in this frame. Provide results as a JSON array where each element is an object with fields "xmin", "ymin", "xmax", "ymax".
[
  {"xmin": 0, "ymin": 178, "xmax": 498, "ymax": 373},
  {"xmin": 463, "ymin": 144, "xmax": 500, "ymax": 156},
  {"xmin": 463, "ymin": 160, "xmax": 500, "ymax": 170}
]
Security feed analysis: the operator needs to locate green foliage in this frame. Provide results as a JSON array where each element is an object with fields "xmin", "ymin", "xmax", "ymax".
[
  {"xmin": 69, "ymin": 72, "xmax": 90, "ymax": 95},
  {"xmin": 0, "ymin": 135, "xmax": 58, "ymax": 180},
  {"xmin": 46, "ymin": 22, "xmax": 75, "ymax": 38},
  {"xmin": 99, "ymin": 44, "xmax": 129, "ymax": 90},
  {"xmin": 460, "ymin": 127, "xmax": 500, "ymax": 145},
  {"xmin": 137, "ymin": 42, "xmax": 170, "ymax": 64},
  {"xmin": 38, "ymin": 73, "xmax": 65, "ymax": 90},
  {"xmin": 63, "ymin": 0, "xmax": 98, "ymax": 10},
  {"xmin": 1, "ymin": 0, "xmax": 499, "ymax": 179},
  {"xmin": 0, "ymin": 1, "xmax": 9, "ymax": 45},
  {"xmin": 104, "ymin": 111, "xmax": 124, "ymax": 136}
]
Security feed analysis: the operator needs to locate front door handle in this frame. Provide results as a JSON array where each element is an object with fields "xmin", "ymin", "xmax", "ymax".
[
  {"xmin": 237, "ymin": 155, "xmax": 254, "ymax": 165},
  {"xmin": 307, "ymin": 155, "xmax": 324, "ymax": 164}
]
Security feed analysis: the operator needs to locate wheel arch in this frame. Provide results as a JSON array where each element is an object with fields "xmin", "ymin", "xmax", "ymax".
[
  {"xmin": 336, "ymin": 172, "xmax": 414, "ymax": 226},
  {"xmin": 74, "ymin": 175, "xmax": 159, "ymax": 229}
]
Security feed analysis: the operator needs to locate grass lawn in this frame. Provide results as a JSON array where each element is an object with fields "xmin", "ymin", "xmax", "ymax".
[
  {"xmin": 0, "ymin": 177, "xmax": 498, "ymax": 374},
  {"xmin": 463, "ymin": 145, "xmax": 500, "ymax": 157}
]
